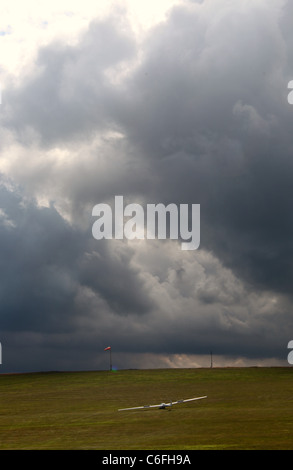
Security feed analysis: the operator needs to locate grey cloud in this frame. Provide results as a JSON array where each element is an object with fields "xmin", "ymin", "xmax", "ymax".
[
  {"xmin": 121, "ymin": 1, "xmax": 287, "ymax": 153},
  {"xmin": 0, "ymin": 178, "xmax": 82, "ymax": 333},
  {"xmin": 0, "ymin": 177, "xmax": 152, "ymax": 336},
  {"xmin": 115, "ymin": 1, "xmax": 293, "ymax": 300},
  {"xmin": 1, "ymin": 0, "xmax": 293, "ymax": 371},
  {"xmin": 2, "ymin": 15, "xmax": 136, "ymax": 146}
]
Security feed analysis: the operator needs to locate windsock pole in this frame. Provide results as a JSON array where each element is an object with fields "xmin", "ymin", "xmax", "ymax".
[{"xmin": 104, "ymin": 346, "xmax": 112, "ymax": 371}]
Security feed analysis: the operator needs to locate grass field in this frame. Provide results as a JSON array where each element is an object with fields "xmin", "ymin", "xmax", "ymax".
[{"xmin": 0, "ymin": 367, "xmax": 293, "ymax": 450}]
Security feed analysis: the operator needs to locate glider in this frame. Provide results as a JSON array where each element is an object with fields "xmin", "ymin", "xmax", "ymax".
[{"xmin": 118, "ymin": 396, "xmax": 207, "ymax": 411}]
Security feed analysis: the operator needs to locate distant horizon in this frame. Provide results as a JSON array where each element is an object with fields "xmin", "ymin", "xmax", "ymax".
[{"xmin": 1, "ymin": 362, "xmax": 291, "ymax": 377}]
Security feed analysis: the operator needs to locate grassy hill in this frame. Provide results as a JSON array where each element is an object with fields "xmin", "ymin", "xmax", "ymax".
[{"xmin": 0, "ymin": 367, "xmax": 293, "ymax": 449}]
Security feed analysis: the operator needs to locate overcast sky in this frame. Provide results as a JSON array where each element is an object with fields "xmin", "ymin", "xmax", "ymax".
[{"xmin": 1, "ymin": 0, "xmax": 293, "ymax": 372}]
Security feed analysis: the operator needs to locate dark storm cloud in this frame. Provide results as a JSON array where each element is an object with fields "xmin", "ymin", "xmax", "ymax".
[
  {"xmin": 116, "ymin": 0, "xmax": 293, "ymax": 299},
  {"xmin": 0, "ymin": 178, "xmax": 80, "ymax": 333},
  {"xmin": 0, "ymin": 177, "xmax": 152, "ymax": 332},
  {"xmin": 1, "ymin": 0, "xmax": 293, "ymax": 371}
]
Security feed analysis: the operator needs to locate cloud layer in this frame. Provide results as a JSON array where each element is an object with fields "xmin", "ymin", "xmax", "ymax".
[{"xmin": 1, "ymin": 0, "xmax": 293, "ymax": 372}]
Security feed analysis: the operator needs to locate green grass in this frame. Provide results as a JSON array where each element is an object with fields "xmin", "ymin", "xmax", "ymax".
[{"xmin": 0, "ymin": 367, "xmax": 293, "ymax": 449}]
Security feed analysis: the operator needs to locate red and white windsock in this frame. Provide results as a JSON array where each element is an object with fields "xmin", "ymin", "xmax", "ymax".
[{"xmin": 104, "ymin": 346, "xmax": 112, "ymax": 370}]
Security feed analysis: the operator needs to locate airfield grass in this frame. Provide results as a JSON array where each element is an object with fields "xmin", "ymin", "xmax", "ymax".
[{"xmin": 0, "ymin": 367, "xmax": 293, "ymax": 450}]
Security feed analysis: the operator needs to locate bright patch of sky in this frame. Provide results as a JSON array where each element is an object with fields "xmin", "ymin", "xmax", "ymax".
[{"xmin": 0, "ymin": 0, "xmax": 181, "ymax": 80}]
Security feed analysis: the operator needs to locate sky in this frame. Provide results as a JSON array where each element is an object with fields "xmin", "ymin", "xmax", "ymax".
[{"xmin": 0, "ymin": 0, "xmax": 293, "ymax": 372}]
